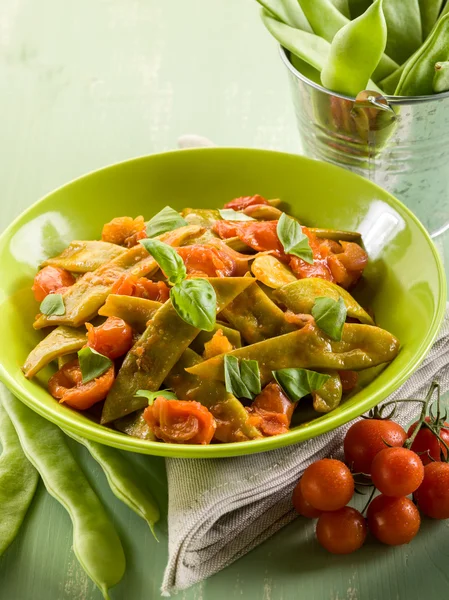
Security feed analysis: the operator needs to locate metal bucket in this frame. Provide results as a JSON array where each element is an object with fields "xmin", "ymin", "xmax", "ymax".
[{"xmin": 280, "ymin": 47, "xmax": 449, "ymax": 237}]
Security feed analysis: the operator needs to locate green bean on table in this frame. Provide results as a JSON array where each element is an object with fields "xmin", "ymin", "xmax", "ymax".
[
  {"xmin": 64, "ymin": 430, "xmax": 160, "ymax": 538},
  {"xmin": 1, "ymin": 389, "xmax": 125, "ymax": 600},
  {"xmin": 0, "ymin": 395, "xmax": 39, "ymax": 557},
  {"xmin": 321, "ymin": 0, "xmax": 388, "ymax": 96}
]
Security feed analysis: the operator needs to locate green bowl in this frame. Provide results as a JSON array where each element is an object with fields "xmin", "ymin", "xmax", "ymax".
[{"xmin": 0, "ymin": 148, "xmax": 445, "ymax": 458}]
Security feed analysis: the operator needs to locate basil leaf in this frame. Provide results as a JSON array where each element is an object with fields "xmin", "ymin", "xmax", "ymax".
[
  {"xmin": 146, "ymin": 206, "xmax": 188, "ymax": 238},
  {"xmin": 224, "ymin": 355, "xmax": 261, "ymax": 400},
  {"xmin": 312, "ymin": 296, "xmax": 347, "ymax": 341},
  {"xmin": 78, "ymin": 347, "xmax": 112, "ymax": 384},
  {"xmin": 39, "ymin": 293, "xmax": 65, "ymax": 316},
  {"xmin": 273, "ymin": 368, "xmax": 331, "ymax": 402},
  {"xmin": 240, "ymin": 359, "xmax": 261, "ymax": 397},
  {"xmin": 139, "ymin": 239, "xmax": 186, "ymax": 285},
  {"xmin": 170, "ymin": 278, "xmax": 216, "ymax": 331},
  {"xmin": 134, "ymin": 389, "xmax": 177, "ymax": 405},
  {"xmin": 218, "ymin": 209, "xmax": 255, "ymax": 221},
  {"xmin": 276, "ymin": 213, "xmax": 314, "ymax": 264}
]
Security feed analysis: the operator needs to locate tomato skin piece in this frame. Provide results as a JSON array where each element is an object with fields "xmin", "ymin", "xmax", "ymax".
[
  {"xmin": 289, "ymin": 227, "xmax": 334, "ymax": 282},
  {"xmin": 48, "ymin": 359, "xmax": 114, "ymax": 410},
  {"xmin": 292, "ymin": 480, "xmax": 322, "ymax": 518},
  {"xmin": 32, "ymin": 266, "xmax": 75, "ymax": 302},
  {"xmin": 111, "ymin": 275, "xmax": 170, "ymax": 302},
  {"xmin": 300, "ymin": 459, "xmax": 354, "ymax": 511},
  {"xmin": 338, "ymin": 371, "xmax": 358, "ymax": 393},
  {"xmin": 371, "ymin": 447, "xmax": 424, "ymax": 497},
  {"xmin": 407, "ymin": 417, "xmax": 449, "ymax": 465},
  {"xmin": 247, "ymin": 382, "xmax": 295, "ymax": 437},
  {"xmin": 316, "ymin": 507, "xmax": 367, "ymax": 554},
  {"xmin": 367, "ymin": 494, "xmax": 420, "ymax": 545},
  {"xmin": 327, "ymin": 242, "xmax": 368, "ymax": 288},
  {"xmin": 344, "ymin": 419, "xmax": 407, "ymax": 474},
  {"xmin": 224, "ymin": 195, "xmax": 270, "ymax": 210},
  {"xmin": 415, "ymin": 462, "xmax": 449, "ymax": 519},
  {"xmin": 86, "ymin": 316, "xmax": 133, "ymax": 360},
  {"xmin": 101, "ymin": 215, "xmax": 146, "ymax": 248},
  {"xmin": 143, "ymin": 397, "xmax": 216, "ymax": 445},
  {"xmin": 177, "ymin": 245, "xmax": 236, "ymax": 277}
]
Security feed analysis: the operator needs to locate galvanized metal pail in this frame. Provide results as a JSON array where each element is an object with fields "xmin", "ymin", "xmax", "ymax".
[{"xmin": 280, "ymin": 47, "xmax": 449, "ymax": 237}]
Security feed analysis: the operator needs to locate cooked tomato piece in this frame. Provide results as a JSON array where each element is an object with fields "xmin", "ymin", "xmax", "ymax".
[
  {"xmin": 247, "ymin": 382, "xmax": 295, "ymax": 436},
  {"xmin": 48, "ymin": 359, "xmax": 114, "ymax": 410},
  {"xmin": 213, "ymin": 220, "xmax": 241, "ymax": 239},
  {"xmin": 86, "ymin": 316, "xmax": 133, "ymax": 359},
  {"xmin": 328, "ymin": 242, "xmax": 368, "ymax": 288},
  {"xmin": 177, "ymin": 245, "xmax": 236, "ymax": 277},
  {"xmin": 32, "ymin": 266, "xmax": 75, "ymax": 302},
  {"xmin": 143, "ymin": 397, "xmax": 216, "ymax": 444},
  {"xmin": 289, "ymin": 227, "xmax": 334, "ymax": 281},
  {"xmin": 203, "ymin": 329, "xmax": 234, "ymax": 359},
  {"xmin": 101, "ymin": 215, "xmax": 146, "ymax": 248},
  {"xmin": 339, "ymin": 371, "xmax": 358, "ymax": 392},
  {"xmin": 224, "ymin": 195, "xmax": 270, "ymax": 211},
  {"xmin": 214, "ymin": 220, "xmax": 285, "ymax": 257},
  {"xmin": 111, "ymin": 274, "xmax": 170, "ymax": 302}
]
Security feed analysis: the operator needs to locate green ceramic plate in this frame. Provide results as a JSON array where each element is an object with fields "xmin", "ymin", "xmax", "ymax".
[{"xmin": 0, "ymin": 148, "xmax": 445, "ymax": 458}]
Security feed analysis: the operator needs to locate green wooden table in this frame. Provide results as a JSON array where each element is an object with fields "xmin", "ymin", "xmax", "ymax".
[{"xmin": 1, "ymin": 1, "xmax": 448, "ymax": 599}]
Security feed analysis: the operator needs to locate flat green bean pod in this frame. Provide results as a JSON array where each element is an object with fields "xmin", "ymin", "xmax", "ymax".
[
  {"xmin": 1, "ymin": 390, "xmax": 125, "ymax": 600},
  {"xmin": 419, "ymin": 0, "xmax": 445, "ymax": 40},
  {"xmin": 395, "ymin": 14, "xmax": 449, "ymax": 96},
  {"xmin": 255, "ymin": 0, "xmax": 313, "ymax": 30},
  {"xmin": 311, "ymin": 370, "xmax": 343, "ymax": 412},
  {"xmin": 186, "ymin": 322, "xmax": 400, "ymax": 383},
  {"xmin": 114, "ymin": 410, "xmax": 156, "ymax": 440},
  {"xmin": 98, "ymin": 294, "xmax": 162, "ymax": 332},
  {"xmin": 331, "ymin": 0, "xmax": 351, "ymax": 18},
  {"xmin": 321, "ymin": 0, "xmax": 388, "ymax": 97},
  {"xmin": 348, "ymin": 0, "xmax": 373, "ymax": 19},
  {"xmin": 190, "ymin": 322, "xmax": 242, "ymax": 354},
  {"xmin": 23, "ymin": 326, "xmax": 86, "ymax": 378},
  {"xmin": 433, "ymin": 60, "xmax": 449, "ymax": 92},
  {"xmin": 383, "ymin": 0, "xmax": 422, "ymax": 65},
  {"xmin": 33, "ymin": 224, "xmax": 202, "ymax": 329},
  {"xmin": 42, "ymin": 240, "xmax": 127, "ymax": 273},
  {"xmin": 65, "ymin": 430, "xmax": 160, "ymax": 538},
  {"xmin": 309, "ymin": 227, "xmax": 362, "ymax": 242},
  {"xmin": 101, "ymin": 277, "xmax": 254, "ymax": 424},
  {"xmin": 273, "ymin": 278, "xmax": 374, "ymax": 324},
  {"xmin": 0, "ymin": 395, "xmax": 39, "ymax": 557},
  {"xmin": 181, "ymin": 208, "xmax": 220, "ymax": 228}
]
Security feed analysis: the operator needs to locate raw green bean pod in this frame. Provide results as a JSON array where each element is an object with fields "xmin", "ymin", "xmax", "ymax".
[
  {"xmin": 42, "ymin": 240, "xmax": 126, "ymax": 273},
  {"xmin": 433, "ymin": 60, "xmax": 449, "ymax": 92},
  {"xmin": 395, "ymin": 14, "xmax": 449, "ymax": 96},
  {"xmin": 348, "ymin": 0, "xmax": 373, "ymax": 19},
  {"xmin": 0, "ymin": 395, "xmax": 39, "ymax": 556},
  {"xmin": 382, "ymin": 0, "xmax": 422, "ymax": 65},
  {"xmin": 255, "ymin": 0, "xmax": 313, "ymax": 31},
  {"xmin": 321, "ymin": 0, "xmax": 388, "ymax": 97},
  {"xmin": 419, "ymin": 0, "xmax": 445, "ymax": 40},
  {"xmin": 64, "ymin": 430, "xmax": 160, "ymax": 538},
  {"xmin": 1, "ymin": 389, "xmax": 125, "ymax": 600},
  {"xmin": 331, "ymin": 0, "xmax": 351, "ymax": 18}
]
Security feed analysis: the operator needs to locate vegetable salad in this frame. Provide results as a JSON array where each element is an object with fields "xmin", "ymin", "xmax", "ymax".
[{"xmin": 23, "ymin": 195, "xmax": 400, "ymax": 445}]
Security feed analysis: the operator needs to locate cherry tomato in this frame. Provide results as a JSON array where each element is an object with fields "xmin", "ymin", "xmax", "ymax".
[
  {"xmin": 143, "ymin": 397, "xmax": 216, "ymax": 444},
  {"xmin": 415, "ymin": 462, "xmax": 449, "ymax": 519},
  {"xmin": 32, "ymin": 266, "xmax": 75, "ymax": 302},
  {"xmin": 101, "ymin": 215, "xmax": 146, "ymax": 247},
  {"xmin": 371, "ymin": 447, "xmax": 424, "ymax": 497},
  {"xmin": 300, "ymin": 459, "xmax": 354, "ymax": 511},
  {"xmin": 177, "ymin": 245, "xmax": 236, "ymax": 277},
  {"xmin": 339, "ymin": 371, "xmax": 358, "ymax": 393},
  {"xmin": 344, "ymin": 419, "xmax": 407, "ymax": 474},
  {"xmin": 86, "ymin": 316, "xmax": 133, "ymax": 360},
  {"xmin": 316, "ymin": 507, "xmax": 367, "ymax": 554},
  {"xmin": 407, "ymin": 417, "xmax": 449, "ymax": 464},
  {"xmin": 327, "ymin": 242, "xmax": 368, "ymax": 288},
  {"xmin": 292, "ymin": 480, "xmax": 322, "ymax": 518},
  {"xmin": 111, "ymin": 275, "xmax": 169, "ymax": 302},
  {"xmin": 367, "ymin": 494, "xmax": 420, "ymax": 545},
  {"xmin": 48, "ymin": 359, "xmax": 114, "ymax": 410},
  {"xmin": 224, "ymin": 195, "xmax": 270, "ymax": 211}
]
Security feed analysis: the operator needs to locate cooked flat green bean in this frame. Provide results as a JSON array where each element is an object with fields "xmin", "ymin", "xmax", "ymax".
[
  {"xmin": 98, "ymin": 294, "xmax": 162, "ymax": 332},
  {"xmin": 101, "ymin": 277, "xmax": 254, "ymax": 424},
  {"xmin": 251, "ymin": 255, "xmax": 297, "ymax": 289},
  {"xmin": 321, "ymin": 0, "xmax": 388, "ymax": 96},
  {"xmin": 220, "ymin": 281, "xmax": 296, "ymax": 344},
  {"xmin": 65, "ymin": 430, "xmax": 160, "ymax": 538},
  {"xmin": 255, "ymin": 0, "xmax": 313, "ymax": 30},
  {"xmin": 58, "ymin": 353, "xmax": 77, "ymax": 369},
  {"xmin": 181, "ymin": 208, "xmax": 220, "ymax": 228},
  {"xmin": 419, "ymin": 0, "xmax": 445, "ymax": 40},
  {"xmin": 23, "ymin": 326, "xmax": 86, "ymax": 378},
  {"xmin": 186, "ymin": 323, "xmax": 400, "ymax": 383},
  {"xmin": 273, "ymin": 278, "xmax": 374, "ymax": 324},
  {"xmin": 383, "ymin": 0, "xmax": 422, "ymax": 65},
  {"xmin": 190, "ymin": 321, "xmax": 242, "ymax": 354},
  {"xmin": 114, "ymin": 410, "xmax": 156, "ymax": 440},
  {"xmin": 33, "ymin": 225, "xmax": 202, "ymax": 329},
  {"xmin": 42, "ymin": 240, "xmax": 127, "ymax": 273},
  {"xmin": 1, "ymin": 390, "xmax": 125, "ymax": 600},
  {"xmin": 0, "ymin": 396, "xmax": 39, "ymax": 557},
  {"xmin": 297, "ymin": 0, "xmax": 398, "ymax": 81},
  {"xmin": 310, "ymin": 227, "xmax": 362, "ymax": 242},
  {"xmin": 312, "ymin": 370, "xmax": 342, "ymax": 412},
  {"xmin": 433, "ymin": 60, "xmax": 449, "ymax": 92},
  {"xmin": 395, "ymin": 14, "xmax": 449, "ymax": 95}
]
